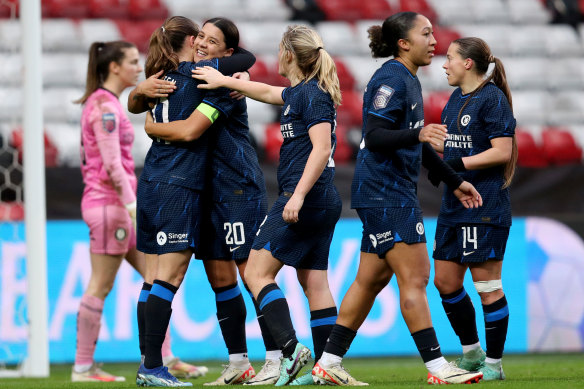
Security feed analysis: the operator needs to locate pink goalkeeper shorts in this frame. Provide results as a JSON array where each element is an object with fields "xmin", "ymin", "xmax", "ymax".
[{"xmin": 82, "ymin": 204, "xmax": 136, "ymax": 255}]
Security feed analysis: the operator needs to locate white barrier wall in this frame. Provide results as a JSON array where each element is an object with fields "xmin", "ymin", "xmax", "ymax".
[{"xmin": 1, "ymin": 217, "xmax": 583, "ymax": 363}]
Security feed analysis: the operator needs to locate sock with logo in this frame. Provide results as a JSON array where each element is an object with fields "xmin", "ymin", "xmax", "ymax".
[
  {"xmin": 412, "ymin": 327, "xmax": 443, "ymax": 363},
  {"xmin": 310, "ymin": 307, "xmax": 337, "ymax": 363},
  {"xmin": 483, "ymin": 295, "xmax": 509, "ymax": 359},
  {"xmin": 137, "ymin": 282, "xmax": 151, "ymax": 358},
  {"xmin": 214, "ymin": 283, "xmax": 247, "ymax": 355},
  {"xmin": 257, "ymin": 283, "xmax": 298, "ymax": 358},
  {"xmin": 144, "ymin": 280, "xmax": 177, "ymax": 369},
  {"xmin": 322, "ymin": 324, "xmax": 356, "ymax": 359},
  {"xmin": 440, "ymin": 287, "xmax": 480, "ymax": 346},
  {"xmin": 75, "ymin": 294, "xmax": 104, "ymax": 367},
  {"xmin": 244, "ymin": 283, "xmax": 279, "ymax": 353}
]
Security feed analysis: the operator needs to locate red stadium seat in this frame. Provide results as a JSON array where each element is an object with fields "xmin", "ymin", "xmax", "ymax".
[
  {"xmin": 398, "ymin": 0, "xmax": 437, "ymax": 22},
  {"xmin": 361, "ymin": 0, "xmax": 393, "ymax": 20},
  {"xmin": 264, "ymin": 123, "xmax": 283, "ymax": 163},
  {"xmin": 333, "ymin": 124, "xmax": 353, "ymax": 164},
  {"xmin": 424, "ymin": 92, "xmax": 450, "ymax": 125},
  {"xmin": 89, "ymin": 0, "xmax": 129, "ymax": 19},
  {"xmin": 44, "ymin": 0, "xmax": 90, "ymax": 18},
  {"xmin": 0, "ymin": 202, "xmax": 24, "ymax": 221},
  {"xmin": 541, "ymin": 127, "xmax": 583, "ymax": 165},
  {"xmin": 127, "ymin": 0, "xmax": 168, "ymax": 20},
  {"xmin": 432, "ymin": 26, "xmax": 461, "ymax": 55},
  {"xmin": 316, "ymin": 0, "xmax": 363, "ymax": 21},
  {"xmin": 115, "ymin": 20, "xmax": 162, "ymax": 53},
  {"xmin": 515, "ymin": 128, "xmax": 548, "ymax": 167},
  {"xmin": 249, "ymin": 59, "xmax": 278, "ymax": 85},
  {"xmin": 334, "ymin": 58, "xmax": 356, "ymax": 91},
  {"xmin": 337, "ymin": 90, "xmax": 362, "ymax": 127},
  {"xmin": 0, "ymin": 0, "xmax": 18, "ymax": 18},
  {"xmin": 10, "ymin": 128, "xmax": 59, "ymax": 167}
]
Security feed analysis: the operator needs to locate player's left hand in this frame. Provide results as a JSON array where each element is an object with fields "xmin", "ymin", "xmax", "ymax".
[
  {"xmin": 454, "ymin": 181, "xmax": 483, "ymax": 209},
  {"xmin": 229, "ymin": 72, "xmax": 249, "ymax": 100},
  {"xmin": 283, "ymin": 193, "xmax": 304, "ymax": 223}
]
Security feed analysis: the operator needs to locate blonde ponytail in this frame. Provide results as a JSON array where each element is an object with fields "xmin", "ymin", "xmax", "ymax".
[{"xmin": 281, "ymin": 25, "xmax": 342, "ymax": 105}]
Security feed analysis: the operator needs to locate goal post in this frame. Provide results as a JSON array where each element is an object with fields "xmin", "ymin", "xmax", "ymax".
[
  {"xmin": 21, "ymin": 0, "xmax": 49, "ymax": 377},
  {"xmin": 0, "ymin": 0, "xmax": 49, "ymax": 378}
]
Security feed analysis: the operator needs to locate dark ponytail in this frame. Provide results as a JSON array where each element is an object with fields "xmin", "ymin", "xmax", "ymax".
[
  {"xmin": 453, "ymin": 37, "xmax": 516, "ymax": 188},
  {"xmin": 368, "ymin": 11, "xmax": 419, "ymax": 58},
  {"xmin": 144, "ymin": 16, "xmax": 199, "ymax": 78}
]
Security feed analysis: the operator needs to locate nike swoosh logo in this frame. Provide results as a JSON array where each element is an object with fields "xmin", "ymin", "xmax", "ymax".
[
  {"xmin": 411, "ymin": 103, "xmax": 417, "ymax": 110},
  {"xmin": 430, "ymin": 346, "xmax": 440, "ymax": 351},
  {"xmin": 224, "ymin": 373, "xmax": 240, "ymax": 384},
  {"xmin": 218, "ymin": 317, "xmax": 229, "ymax": 323},
  {"xmin": 286, "ymin": 352, "xmax": 303, "ymax": 375},
  {"xmin": 230, "ymin": 246, "xmax": 241, "ymax": 253},
  {"xmin": 462, "ymin": 251, "xmax": 475, "ymax": 256},
  {"xmin": 331, "ymin": 373, "xmax": 349, "ymax": 385}
]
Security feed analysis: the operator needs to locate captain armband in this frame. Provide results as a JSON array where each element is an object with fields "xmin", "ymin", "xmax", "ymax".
[
  {"xmin": 196, "ymin": 103, "xmax": 220, "ymax": 123},
  {"xmin": 474, "ymin": 280, "xmax": 502, "ymax": 293}
]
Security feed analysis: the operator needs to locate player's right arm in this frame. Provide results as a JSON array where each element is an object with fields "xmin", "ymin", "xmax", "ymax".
[
  {"xmin": 89, "ymin": 101, "xmax": 137, "ymax": 222},
  {"xmin": 144, "ymin": 102, "xmax": 219, "ymax": 142},
  {"xmin": 193, "ymin": 66, "xmax": 285, "ymax": 105}
]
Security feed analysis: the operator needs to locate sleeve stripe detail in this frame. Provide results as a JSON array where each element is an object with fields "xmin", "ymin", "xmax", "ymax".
[{"xmin": 368, "ymin": 111, "xmax": 396, "ymax": 122}]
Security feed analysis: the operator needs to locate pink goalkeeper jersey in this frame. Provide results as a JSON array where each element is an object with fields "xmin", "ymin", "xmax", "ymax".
[{"xmin": 80, "ymin": 88, "xmax": 137, "ymax": 210}]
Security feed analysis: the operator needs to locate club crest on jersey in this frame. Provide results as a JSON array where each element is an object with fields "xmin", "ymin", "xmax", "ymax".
[
  {"xmin": 102, "ymin": 113, "xmax": 116, "ymax": 133},
  {"xmin": 373, "ymin": 85, "xmax": 394, "ymax": 110},
  {"xmin": 461, "ymin": 114, "xmax": 471, "ymax": 126},
  {"xmin": 114, "ymin": 227, "xmax": 127, "ymax": 241}
]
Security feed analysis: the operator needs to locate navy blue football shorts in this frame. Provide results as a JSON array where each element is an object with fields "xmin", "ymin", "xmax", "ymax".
[
  {"xmin": 433, "ymin": 223, "xmax": 510, "ymax": 263},
  {"xmin": 137, "ymin": 179, "xmax": 202, "ymax": 255},
  {"xmin": 357, "ymin": 207, "xmax": 426, "ymax": 259},
  {"xmin": 251, "ymin": 192, "xmax": 342, "ymax": 270},
  {"xmin": 196, "ymin": 196, "xmax": 268, "ymax": 262}
]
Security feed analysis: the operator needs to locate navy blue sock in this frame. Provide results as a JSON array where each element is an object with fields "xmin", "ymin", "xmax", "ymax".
[
  {"xmin": 257, "ymin": 283, "xmax": 297, "ymax": 357},
  {"xmin": 244, "ymin": 284, "xmax": 278, "ymax": 352},
  {"xmin": 137, "ymin": 282, "xmax": 151, "ymax": 357},
  {"xmin": 214, "ymin": 283, "xmax": 247, "ymax": 355},
  {"xmin": 440, "ymin": 287, "xmax": 479, "ymax": 346},
  {"xmin": 323, "ymin": 324, "xmax": 356, "ymax": 358},
  {"xmin": 411, "ymin": 327, "xmax": 443, "ymax": 363},
  {"xmin": 144, "ymin": 280, "xmax": 177, "ymax": 369},
  {"xmin": 483, "ymin": 295, "xmax": 509, "ymax": 359},
  {"xmin": 310, "ymin": 307, "xmax": 337, "ymax": 363}
]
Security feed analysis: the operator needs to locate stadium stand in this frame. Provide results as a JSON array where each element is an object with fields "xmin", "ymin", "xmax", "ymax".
[{"xmin": 0, "ymin": 0, "xmax": 583, "ymax": 179}]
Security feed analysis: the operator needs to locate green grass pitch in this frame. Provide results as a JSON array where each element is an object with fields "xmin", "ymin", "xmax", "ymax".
[{"xmin": 1, "ymin": 353, "xmax": 583, "ymax": 388}]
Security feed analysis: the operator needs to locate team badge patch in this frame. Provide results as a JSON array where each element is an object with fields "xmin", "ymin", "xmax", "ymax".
[
  {"xmin": 461, "ymin": 114, "xmax": 471, "ymax": 126},
  {"xmin": 102, "ymin": 113, "xmax": 116, "ymax": 133},
  {"xmin": 115, "ymin": 227, "xmax": 127, "ymax": 241},
  {"xmin": 373, "ymin": 85, "xmax": 394, "ymax": 110}
]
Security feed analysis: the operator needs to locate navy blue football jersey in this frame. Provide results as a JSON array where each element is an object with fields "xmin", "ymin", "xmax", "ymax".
[
  {"xmin": 439, "ymin": 83, "xmax": 516, "ymax": 227},
  {"xmin": 140, "ymin": 59, "xmax": 217, "ymax": 191},
  {"xmin": 279, "ymin": 78, "xmax": 337, "ymax": 208},
  {"xmin": 202, "ymin": 88, "xmax": 267, "ymax": 202},
  {"xmin": 351, "ymin": 59, "xmax": 425, "ymax": 209}
]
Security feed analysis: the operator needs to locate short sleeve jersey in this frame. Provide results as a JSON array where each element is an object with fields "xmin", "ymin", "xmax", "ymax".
[
  {"xmin": 202, "ymin": 89, "xmax": 266, "ymax": 202},
  {"xmin": 279, "ymin": 79, "xmax": 337, "ymax": 208},
  {"xmin": 140, "ymin": 59, "xmax": 217, "ymax": 191},
  {"xmin": 80, "ymin": 88, "xmax": 136, "ymax": 210},
  {"xmin": 439, "ymin": 83, "xmax": 516, "ymax": 227},
  {"xmin": 351, "ymin": 59, "xmax": 425, "ymax": 209}
]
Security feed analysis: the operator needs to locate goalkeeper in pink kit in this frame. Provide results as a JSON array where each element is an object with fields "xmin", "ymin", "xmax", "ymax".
[{"xmin": 73, "ymin": 40, "xmax": 206, "ymax": 382}]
